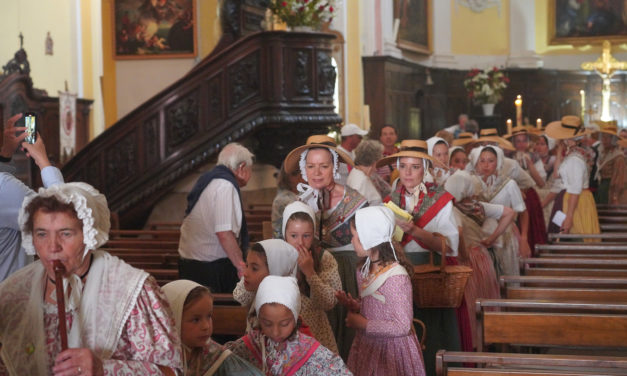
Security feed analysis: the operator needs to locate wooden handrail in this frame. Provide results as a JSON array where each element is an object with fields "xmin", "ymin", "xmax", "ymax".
[{"xmin": 62, "ymin": 31, "xmax": 340, "ymax": 228}]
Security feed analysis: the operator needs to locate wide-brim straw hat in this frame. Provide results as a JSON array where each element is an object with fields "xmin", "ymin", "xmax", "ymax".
[
  {"xmin": 284, "ymin": 134, "xmax": 354, "ymax": 174},
  {"xmin": 452, "ymin": 132, "xmax": 476, "ymax": 146},
  {"xmin": 596, "ymin": 120, "xmax": 621, "ymax": 138},
  {"xmin": 376, "ymin": 139, "xmax": 445, "ymax": 169},
  {"xmin": 545, "ymin": 115, "xmax": 593, "ymax": 140},
  {"xmin": 504, "ymin": 125, "xmax": 539, "ymax": 140},
  {"xmin": 471, "ymin": 128, "xmax": 515, "ymax": 151}
]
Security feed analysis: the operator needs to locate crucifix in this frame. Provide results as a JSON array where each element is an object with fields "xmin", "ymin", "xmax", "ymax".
[{"xmin": 581, "ymin": 40, "xmax": 627, "ymax": 122}]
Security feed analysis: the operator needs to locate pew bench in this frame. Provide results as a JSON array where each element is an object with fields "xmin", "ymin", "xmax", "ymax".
[
  {"xmin": 500, "ymin": 276, "xmax": 627, "ymax": 302},
  {"xmin": 211, "ymin": 293, "xmax": 247, "ymax": 337},
  {"xmin": 521, "ymin": 258, "xmax": 627, "ymax": 270},
  {"xmin": 548, "ymin": 233, "xmax": 627, "ymax": 243},
  {"xmin": 536, "ymin": 244, "xmax": 627, "ymax": 256},
  {"xmin": 436, "ymin": 351, "xmax": 627, "ymax": 376}
]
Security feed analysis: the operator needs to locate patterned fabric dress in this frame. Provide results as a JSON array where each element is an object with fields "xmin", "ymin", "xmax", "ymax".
[
  {"xmin": 227, "ymin": 330, "xmax": 352, "ymax": 375},
  {"xmin": 347, "ymin": 266, "xmax": 425, "ymax": 376},
  {"xmin": 321, "ymin": 185, "xmax": 368, "ymax": 360}
]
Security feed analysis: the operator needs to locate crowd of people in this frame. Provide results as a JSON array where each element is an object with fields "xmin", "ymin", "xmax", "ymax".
[{"xmin": 0, "ymin": 111, "xmax": 624, "ymax": 375}]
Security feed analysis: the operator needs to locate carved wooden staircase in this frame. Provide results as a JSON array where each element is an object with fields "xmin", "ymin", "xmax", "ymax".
[{"xmin": 62, "ymin": 31, "xmax": 340, "ymax": 228}]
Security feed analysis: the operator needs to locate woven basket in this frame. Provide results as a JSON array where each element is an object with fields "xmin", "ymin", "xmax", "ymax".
[{"xmin": 412, "ymin": 233, "xmax": 472, "ymax": 308}]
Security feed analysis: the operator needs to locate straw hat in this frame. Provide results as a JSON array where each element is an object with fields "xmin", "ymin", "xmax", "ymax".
[
  {"xmin": 472, "ymin": 128, "xmax": 515, "ymax": 151},
  {"xmin": 504, "ymin": 125, "xmax": 539, "ymax": 140},
  {"xmin": 452, "ymin": 132, "xmax": 476, "ymax": 146},
  {"xmin": 284, "ymin": 134, "xmax": 354, "ymax": 174},
  {"xmin": 376, "ymin": 139, "xmax": 444, "ymax": 169},
  {"xmin": 545, "ymin": 116, "xmax": 592, "ymax": 140},
  {"xmin": 597, "ymin": 120, "xmax": 621, "ymax": 138}
]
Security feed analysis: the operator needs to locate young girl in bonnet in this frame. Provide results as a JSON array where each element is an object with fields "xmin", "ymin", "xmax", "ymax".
[
  {"xmin": 162, "ymin": 280, "xmax": 262, "ymax": 375},
  {"xmin": 227, "ymin": 276, "xmax": 351, "ymax": 375},
  {"xmin": 338, "ymin": 206, "xmax": 425, "ymax": 376}
]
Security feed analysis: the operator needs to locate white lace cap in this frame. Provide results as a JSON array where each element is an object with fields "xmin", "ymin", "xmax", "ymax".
[
  {"xmin": 298, "ymin": 148, "xmax": 340, "ymax": 182},
  {"xmin": 257, "ymin": 239, "xmax": 299, "ymax": 277},
  {"xmin": 282, "ymin": 201, "xmax": 316, "ymax": 239},
  {"xmin": 255, "ymin": 276, "xmax": 301, "ymax": 322},
  {"xmin": 469, "ymin": 145, "xmax": 504, "ymax": 176},
  {"xmin": 18, "ymin": 182, "xmax": 110, "ymax": 258},
  {"xmin": 162, "ymin": 279, "xmax": 204, "ymax": 336}
]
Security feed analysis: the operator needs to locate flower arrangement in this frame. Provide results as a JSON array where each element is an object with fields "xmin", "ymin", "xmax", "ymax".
[
  {"xmin": 269, "ymin": 0, "xmax": 335, "ymax": 29},
  {"xmin": 463, "ymin": 67, "xmax": 509, "ymax": 105}
]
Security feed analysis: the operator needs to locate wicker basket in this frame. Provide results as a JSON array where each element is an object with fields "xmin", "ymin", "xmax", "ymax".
[{"xmin": 412, "ymin": 233, "xmax": 472, "ymax": 308}]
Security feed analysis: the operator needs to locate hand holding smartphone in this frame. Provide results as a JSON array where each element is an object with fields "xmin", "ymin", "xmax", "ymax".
[{"xmin": 24, "ymin": 112, "xmax": 37, "ymax": 144}]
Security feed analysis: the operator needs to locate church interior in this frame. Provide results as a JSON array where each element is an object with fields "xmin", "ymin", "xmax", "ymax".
[{"xmin": 2, "ymin": 0, "xmax": 627, "ymax": 374}]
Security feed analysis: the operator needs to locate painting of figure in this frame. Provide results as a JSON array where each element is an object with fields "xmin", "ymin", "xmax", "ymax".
[
  {"xmin": 551, "ymin": 0, "xmax": 627, "ymax": 44},
  {"xmin": 114, "ymin": 0, "xmax": 196, "ymax": 59},
  {"xmin": 394, "ymin": 0, "xmax": 431, "ymax": 54}
]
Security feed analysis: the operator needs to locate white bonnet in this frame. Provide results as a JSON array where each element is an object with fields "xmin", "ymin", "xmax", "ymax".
[
  {"xmin": 256, "ymin": 239, "xmax": 299, "ymax": 277},
  {"xmin": 427, "ymin": 136, "xmax": 449, "ymax": 157},
  {"xmin": 18, "ymin": 182, "xmax": 110, "ymax": 257},
  {"xmin": 469, "ymin": 145, "xmax": 504, "ymax": 175},
  {"xmin": 298, "ymin": 148, "xmax": 340, "ymax": 182},
  {"xmin": 282, "ymin": 201, "xmax": 316, "ymax": 238},
  {"xmin": 161, "ymin": 279, "xmax": 207, "ymax": 337},
  {"xmin": 355, "ymin": 206, "xmax": 395, "ymax": 251},
  {"xmin": 255, "ymin": 275, "xmax": 301, "ymax": 322},
  {"xmin": 448, "ymin": 145, "xmax": 465, "ymax": 159},
  {"xmin": 542, "ymin": 134, "xmax": 556, "ymax": 151}
]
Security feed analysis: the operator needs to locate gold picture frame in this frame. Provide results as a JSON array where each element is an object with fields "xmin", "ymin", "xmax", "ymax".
[
  {"xmin": 394, "ymin": 0, "xmax": 432, "ymax": 55},
  {"xmin": 548, "ymin": 0, "xmax": 627, "ymax": 45},
  {"xmin": 113, "ymin": 0, "xmax": 197, "ymax": 60}
]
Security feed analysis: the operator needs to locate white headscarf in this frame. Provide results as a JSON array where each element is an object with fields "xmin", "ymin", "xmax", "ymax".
[
  {"xmin": 469, "ymin": 145, "xmax": 504, "ymax": 176},
  {"xmin": 448, "ymin": 145, "xmax": 465, "ymax": 159},
  {"xmin": 355, "ymin": 206, "xmax": 397, "ymax": 277},
  {"xmin": 161, "ymin": 279, "xmax": 207, "ymax": 338},
  {"xmin": 18, "ymin": 182, "xmax": 110, "ymax": 258},
  {"xmin": 426, "ymin": 136, "xmax": 449, "ymax": 157},
  {"xmin": 254, "ymin": 276, "xmax": 301, "ymax": 322},
  {"xmin": 257, "ymin": 239, "xmax": 299, "ymax": 277},
  {"xmin": 281, "ymin": 201, "xmax": 316, "ymax": 238}
]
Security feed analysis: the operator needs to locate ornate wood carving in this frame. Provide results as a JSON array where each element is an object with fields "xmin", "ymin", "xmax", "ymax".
[
  {"xmin": 229, "ymin": 51, "xmax": 260, "ymax": 109},
  {"xmin": 106, "ymin": 132, "xmax": 137, "ymax": 191},
  {"xmin": 62, "ymin": 31, "xmax": 339, "ymax": 228},
  {"xmin": 166, "ymin": 91, "xmax": 199, "ymax": 152},
  {"xmin": 295, "ymin": 50, "xmax": 312, "ymax": 96},
  {"xmin": 317, "ymin": 50, "xmax": 336, "ymax": 97}
]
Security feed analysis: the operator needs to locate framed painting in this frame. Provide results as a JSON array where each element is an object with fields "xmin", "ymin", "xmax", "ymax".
[
  {"xmin": 113, "ymin": 0, "xmax": 197, "ymax": 59},
  {"xmin": 549, "ymin": 0, "xmax": 627, "ymax": 45},
  {"xmin": 394, "ymin": 0, "xmax": 431, "ymax": 54}
]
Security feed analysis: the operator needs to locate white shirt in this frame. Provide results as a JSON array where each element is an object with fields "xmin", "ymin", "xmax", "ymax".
[
  {"xmin": 554, "ymin": 154, "xmax": 588, "ymax": 195},
  {"xmin": 178, "ymin": 178, "xmax": 242, "ymax": 262},
  {"xmin": 346, "ymin": 168, "xmax": 382, "ymax": 206},
  {"xmin": 489, "ymin": 179, "xmax": 526, "ymax": 212},
  {"xmin": 403, "ymin": 201, "xmax": 459, "ymax": 256}
]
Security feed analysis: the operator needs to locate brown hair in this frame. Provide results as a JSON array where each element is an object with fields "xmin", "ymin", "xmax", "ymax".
[
  {"xmin": 184, "ymin": 285, "xmax": 214, "ymax": 370},
  {"xmin": 285, "ymin": 212, "xmax": 323, "ymax": 295},
  {"xmin": 277, "ymin": 162, "xmax": 300, "ymax": 191},
  {"xmin": 249, "ymin": 242, "xmax": 268, "ymax": 266},
  {"xmin": 24, "ymin": 196, "xmax": 79, "ymax": 234}
]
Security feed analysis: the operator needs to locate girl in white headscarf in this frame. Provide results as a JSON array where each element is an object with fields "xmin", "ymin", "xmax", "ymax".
[
  {"xmin": 338, "ymin": 206, "xmax": 425, "ymax": 376},
  {"xmin": 227, "ymin": 276, "xmax": 352, "ymax": 375},
  {"xmin": 427, "ymin": 136, "xmax": 452, "ymax": 186},
  {"xmin": 232, "ymin": 239, "xmax": 299, "ymax": 330},
  {"xmin": 282, "ymin": 201, "xmax": 341, "ymax": 353},
  {"xmin": 162, "ymin": 280, "xmax": 262, "ymax": 375}
]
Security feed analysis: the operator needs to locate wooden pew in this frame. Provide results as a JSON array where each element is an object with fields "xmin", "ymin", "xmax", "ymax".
[
  {"xmin": 436, "ymin": 351, "xmax": 627, "ymax": 376},
  {"xmin": 109, "ymin": 229, "xmax": 181, "ymax": 240},
  {"xmin": 536, "ymin": 244, "xmax": 627, "ymax": 256},
  {"xmin": 521, "ymin": 258, "xmax": 627, "ymax": 270},
  {"xmin": 476, "ymin": 299, "xmax": 627, "ymax": 352},
  {"xmin": 500, "ymin": 276, "xmax": 627, "ymax": 302},
  {"xmin": 548, "ymin": 233, "xmax": 627, "ymax": 243},
  {"xmin": 211, "ymin": 293, "xmax": 247, "ymax": 337},
  {"xmin": 103, "ymin": 239, "xmax": 180, "ymax": 249}
]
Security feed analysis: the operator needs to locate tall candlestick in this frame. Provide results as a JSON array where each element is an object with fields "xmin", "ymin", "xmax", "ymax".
[
  {"xmin": 506, "ymin": 119, "xmax": 513, "ymax": 135},
  {"xmin": 536, "ymin": 118, "xmax": 542, "ymax": 129},
  {"xmin": 580, "ymin": 90, "xmax": 586, "ymax": 123},
  {"xmin": 515, "ymin": 95, "xmax": 523, "ymax": 127}
]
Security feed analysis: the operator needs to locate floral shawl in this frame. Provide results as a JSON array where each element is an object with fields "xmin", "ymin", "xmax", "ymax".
[
  {"xmin": 242, "ymin": 330, "xmax": 319, "ymax": 376},
  {"xmin": 321, "ymin": 185, "xmax": 368, "ymax": 249}
]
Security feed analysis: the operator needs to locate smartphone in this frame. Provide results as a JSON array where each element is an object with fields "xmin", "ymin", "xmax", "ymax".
[{"xmin": 24, "ymin": 112, "xmax": 37, "ymax": 144}]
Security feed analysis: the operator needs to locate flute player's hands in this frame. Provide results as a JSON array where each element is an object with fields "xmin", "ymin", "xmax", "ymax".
[{"xmin": 53, "ymin": 348, "xmax": 104, "ymax": 376}]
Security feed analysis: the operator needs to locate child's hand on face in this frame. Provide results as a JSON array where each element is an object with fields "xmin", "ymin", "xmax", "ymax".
[
  {"xmin": 296, "ymin": 245, "xmax": 315, "ymax": 278},
  {"xmin": 335, "ymin": 290, "xmax": 360, "ymax": 312},
  {"xmin": 345, "ymin": 311, "xmax": 367, "ymax": 330}
]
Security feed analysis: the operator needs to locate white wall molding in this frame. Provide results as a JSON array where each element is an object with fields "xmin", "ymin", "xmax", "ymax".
[{"xmin": 507, "ymin": 0, "xmax": 543, "ymax": 68}]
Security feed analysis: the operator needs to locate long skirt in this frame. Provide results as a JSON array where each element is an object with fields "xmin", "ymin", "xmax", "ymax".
[
  {"xmin": 594, "ymin": 178, "xmax": 611, "ymax": 205},
  {"xmin": 327, "ymin": 250, "xmax": 358, "ymax": 360},
  {"xmin": 407, "ymin": 252, "xmax": 462, "ymax": 376},
  {"xmin": 548, "ymin": 189, "xmax": 600, "ymax": 242},
  {"xmin": 522, "ymin": 188, "xmax": 548, "ymax": 256}
]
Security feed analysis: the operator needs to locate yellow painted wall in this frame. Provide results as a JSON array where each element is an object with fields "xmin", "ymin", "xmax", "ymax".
[
  {"xmin": 102, "ymin": 0, "xmax": 117, "ymax": 130},
  {"xmin": 346, "ymin": 0, "xmax": 363, "ymax": 126},
  {"xmin": 0, "ymin": 0, "xmax": 77, "ymax": 100},
  {"xmin": 450, "ymin": 0, "xmax": 509, "ymax": 55},
  {"xmin": 534, "ymin": 0, "xmax": 627, "ymax": 55}
]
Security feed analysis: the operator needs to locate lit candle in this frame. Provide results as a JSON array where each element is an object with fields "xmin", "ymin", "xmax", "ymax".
[
  {"xmin": 580, "ymin": 90, "xmax": 586, "ymax": 123},
  {"xmin": 515, "ymin": 95, "xmax": 523, "ymax": 127},
  {"xmin": 536, "ymin": 118, "xmax": 542, "ymax": 129},
  {"xmin": 506, "ymin": 119, "xmax": 513, "ymax": 135}
]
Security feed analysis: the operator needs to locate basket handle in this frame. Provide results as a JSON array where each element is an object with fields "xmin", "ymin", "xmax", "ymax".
[
  {"xmin": 412, "ymin": 318, "xmax": 427, "ymax": 350},
  {"xmin": 432, "ymin": 232, "xmax": 448, "ymax": 272}
]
